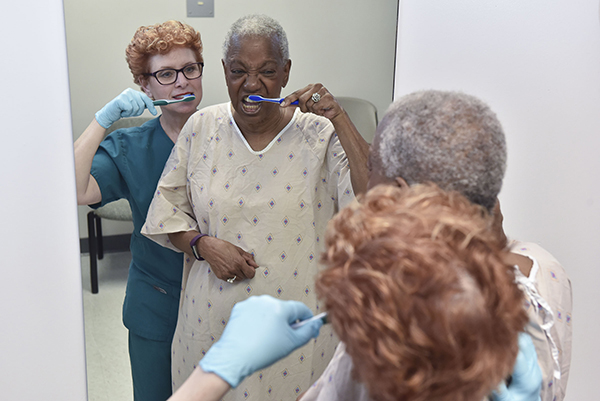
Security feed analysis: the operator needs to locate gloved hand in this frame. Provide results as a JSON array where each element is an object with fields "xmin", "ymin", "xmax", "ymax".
[
  {"xmin": 491, "ymin": 332, "xmax": 542, "ymax": 401},
  {"xmin": 199, "ymin": 295, "xmax": 323, "ymax": 388},
  {"xmin": 95, "ymin": 88, "xmax": 157, "ymax": 129}
]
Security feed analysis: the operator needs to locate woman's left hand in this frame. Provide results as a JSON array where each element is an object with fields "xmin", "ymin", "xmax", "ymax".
[{"xmin": 281, "ymin": 84, "xmax": 344, "ymax": 122}]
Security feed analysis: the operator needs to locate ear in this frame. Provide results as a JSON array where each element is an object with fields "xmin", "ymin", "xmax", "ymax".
[
  {"xmin": 393, "ymin": 176, "xmax": 409, "ymax": 190},
  {"xmin": 221, "ymin": 59, "xmax": 229, "ymax": 87},
  {"xmin": 139, "ymin": 78, "xmax": 153, "ymax": 100},
  {"xmin": 281, "ymin": 59, "xmax": 291, "ymax": 88}
]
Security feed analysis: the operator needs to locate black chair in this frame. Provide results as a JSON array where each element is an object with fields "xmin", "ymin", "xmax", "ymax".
[{"xmin": 87, "ymin": 199, "xmax": 132, "ymax": 293}]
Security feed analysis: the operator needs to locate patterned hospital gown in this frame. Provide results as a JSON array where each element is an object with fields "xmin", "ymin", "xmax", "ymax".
[
  {"xmin": 510, "ymin": 240, "xmax": 573, "ymax": 401},
  {"xmin": 142, "ymin": 102, "xmax": 355, "ymax": 400}
]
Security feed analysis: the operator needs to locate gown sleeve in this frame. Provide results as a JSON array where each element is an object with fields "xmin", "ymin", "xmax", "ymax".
[
  {"xmin": 325, "ymin": 132, "xmax": 355, "ymax": 211},
  {"xmin": 142, "ymin": 119, "xmax": 199, "ymax": 251}
]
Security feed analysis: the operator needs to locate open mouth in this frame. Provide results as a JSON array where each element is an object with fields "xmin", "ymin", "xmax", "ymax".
[
  {"xmin": 173, "ymin": 92, "xmax": 194, "ymax": 100},
  {"xmin": 242, "ymin": 95, "xmax": 261, "ymax": 113}
]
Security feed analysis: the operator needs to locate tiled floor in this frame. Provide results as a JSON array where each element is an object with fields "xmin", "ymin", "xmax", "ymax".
[{"xmin": 81, "ymin": 251, "xmax": 133, "ymax": 401}]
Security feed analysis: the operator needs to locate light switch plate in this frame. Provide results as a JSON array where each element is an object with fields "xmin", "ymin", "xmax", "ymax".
[{"xmin": 187, "ymin": 0, "xmax": 214, "ymax": 18}]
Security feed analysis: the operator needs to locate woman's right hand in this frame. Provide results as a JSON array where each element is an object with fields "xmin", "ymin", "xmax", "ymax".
[
  {"xmin": 198, "ymin": 236, "xmax": 259, "ymax": 281},
  {"xmin": 95, "ymin": 88, "xmax": 157, "ymax": 129}
]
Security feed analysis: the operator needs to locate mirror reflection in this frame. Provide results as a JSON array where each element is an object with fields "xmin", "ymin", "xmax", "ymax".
[{"xmin": 65, "ymin": 1, "xmax": 397, "ymax": 399}]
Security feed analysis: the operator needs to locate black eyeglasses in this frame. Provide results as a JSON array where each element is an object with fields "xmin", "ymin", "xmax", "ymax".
[{"xmin": 144, "ymin": 62, "xmax": 204, "ymax": 85}]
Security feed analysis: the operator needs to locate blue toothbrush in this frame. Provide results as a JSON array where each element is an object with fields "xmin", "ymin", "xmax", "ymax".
[
  {"xmin": 153, "ymin": 94, "xmax": 196, "ymax": 106},
  {"xmin": 247, "ymin": 95, "xmax": 299, "ymax": 105}
]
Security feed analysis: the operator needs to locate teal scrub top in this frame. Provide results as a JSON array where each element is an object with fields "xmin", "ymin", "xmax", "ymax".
[{"xmin": 91, "ymin": 117, "xmax": 183, "ymax": 341}]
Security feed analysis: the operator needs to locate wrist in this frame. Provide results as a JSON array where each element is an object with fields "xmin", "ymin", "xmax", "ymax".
[
  {"xmin": 199, "ymin": 343, "xmax": 248, "ymax": 388},
  {"xmin": 94, "ymin": 109, "xmax": 115, "ymax": 129},
  {"xmin": 190, "ymin": 233, "xmax": 209, "ymax": 260},
  {"xmin": 329, "ymin": 108, "xmax": 348, "ymax": 125}
]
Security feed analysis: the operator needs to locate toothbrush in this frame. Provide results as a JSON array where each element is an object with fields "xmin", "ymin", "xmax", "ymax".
[
  {"xmin": 153, "ymin": 94, "xmax": 196, "ymax": 106},
  {"xmin": 290, "ymin": 312, "xmax": 328, "ymax": 329},
  {"xmin": 247, "ymin": 95, "xmax": 299, "ymax": 105}
]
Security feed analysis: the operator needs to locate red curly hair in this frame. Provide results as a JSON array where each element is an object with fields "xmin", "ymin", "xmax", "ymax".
[
  {"xmin": 317, "ymin": 183, "xmax": 528, "ymax": 401},
  {"xmin": 125, "ymin": 20, "xmax": 203, "ymax": 86}
]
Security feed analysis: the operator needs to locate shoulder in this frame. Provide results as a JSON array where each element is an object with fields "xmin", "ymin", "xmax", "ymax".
[
  {"xmin": 293, "ymin": 110, "xmax": 335, "ymax": 135},
  {"xmin": 184, "ymin": 103, "xmax": 232, "ymax": 135},
  {"xmin": 191, "ymin": 102, "xmax": 230, "ymax": 123},
  {"xmin": 510, "ymin": 240, "xmax": 572, "ymax": 290},
  {"xmin": 509, "ymin": 241, "xmax": 563, "ymax": 267},
  {"xmin": 288, "ymin": 110, "xmax": 339, "ymax": 154},
  {"xmin": 104, "ymin": 117, "xmax": 162, "ymax": 143}
]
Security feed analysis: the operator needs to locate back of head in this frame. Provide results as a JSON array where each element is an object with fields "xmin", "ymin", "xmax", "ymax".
[
  {"xmin": 126, "ymin": 20, "xmax": 203, "ymax": 86},
  {"xmin": 222, "ymin": 14, "xmax": 289, "ymax": 64},
  {"xmin": 317, "ymin": 183, "xmax": 527, "ymax": 401},
  {"xmin": 376, "ymin": 90, "xmax": 506, "ymax": 212}
]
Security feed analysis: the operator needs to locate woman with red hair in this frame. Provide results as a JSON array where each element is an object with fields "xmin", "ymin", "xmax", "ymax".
[
  {"xmin": 305, "ymin": 183, "xmax": 532, "ymax": 401},
  {"xmin": 74, "ymin": 20, "xmax": 204, "ymax": 401}
]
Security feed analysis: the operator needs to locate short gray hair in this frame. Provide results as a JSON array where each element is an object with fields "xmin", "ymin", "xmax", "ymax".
[
  {"xmin": 222, "ymin": 14, "xmax": 289, "ymax": 64},
  {"xmin": 376, "ymin": 90, "xmax": 506, "ymax": 212}
]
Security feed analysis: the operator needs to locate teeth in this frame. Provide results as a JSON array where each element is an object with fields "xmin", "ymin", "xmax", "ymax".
[{"xmin": 243, "ymin": 101, "xmax": 260, "ymax": 112}]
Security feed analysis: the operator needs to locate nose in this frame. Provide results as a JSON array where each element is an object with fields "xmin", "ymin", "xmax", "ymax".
[
  {"xmin": 243, "ymin": 72, "xmax": 261, "ymax": 91},
  {"xmin": 174, "ymin": 71, "xmax": 189, "ymax": 87}
]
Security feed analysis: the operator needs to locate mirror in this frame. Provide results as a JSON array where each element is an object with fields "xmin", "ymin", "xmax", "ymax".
[{"xmin": 64, "ymin": 0, "xmax": 398, "ymax": 398}]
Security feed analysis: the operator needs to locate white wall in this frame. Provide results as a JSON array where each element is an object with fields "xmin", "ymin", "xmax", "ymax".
[
  {"xmin": 63, "ymin": 0, "xmax": 399, "ymax": 238},
  {"xmin": 0, "ymin": 0, "xmax": 87, "ymax": 399},
  {"xmin": 394, "ymin": 1, "xmax": 600, "ymax": 399}
]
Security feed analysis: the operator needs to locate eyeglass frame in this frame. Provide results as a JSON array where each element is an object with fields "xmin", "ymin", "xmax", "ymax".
[{"xmin": 143, "ymin": 62, "xmax": 204, "ymax": 85}]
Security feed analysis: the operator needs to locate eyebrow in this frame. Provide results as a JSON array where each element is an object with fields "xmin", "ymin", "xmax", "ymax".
[
  {"xmin": 154, "ymin": 61, "xmax": 198, "ymax": 70},
  {"xmin": 228, "ymin": 59, "xmax": 279, "ymax": 69}
]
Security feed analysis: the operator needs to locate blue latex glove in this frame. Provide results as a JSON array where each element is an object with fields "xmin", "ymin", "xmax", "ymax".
[
  {"xmin": 199, "ymin": 295, "xmax": 323, "ymax": 388},
  {"xmin": 491, "ymin": 332, "xmax": 542, "ymax": 401},
  {"xmin": 95, "ymin": 88, "xmax": 157, "ymax": 129}
]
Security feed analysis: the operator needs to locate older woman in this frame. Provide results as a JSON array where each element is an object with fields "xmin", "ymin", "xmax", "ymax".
[
  {"xmin": 367, "ymin": 90, "xmax": 570, "ymax": 401},
  {"xmin": 74, "ymin": 20, "xmax": 204, "ymax": 401},
  {"xmin": 165, "ymin": 184, "xmax": 540, "ymax": 401},
  {"xmin": 142, "ymin": 14, "xmax": 369, "ymax": 400}
]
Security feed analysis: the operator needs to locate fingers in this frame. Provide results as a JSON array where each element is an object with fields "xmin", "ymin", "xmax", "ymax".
[
  {"xmin": 284, "ymin": 301, "xmax": 322, "ymax": 344},
  {"xmin": 283, "ymin": 300, "xmax": 314, "ymax": 323},
  {"xmin": 212, "ymin": 255, "xmax": 255, "ymax": 281},
  {"xmin": 490, "ymin": 382, "xmax": 511, "ymax": 401},
  {"xmin": 287, "ymin": 83, "xmax": 342, "ymax": 120},
  {"xmin": 490, "ymin": 333, "xmax": 541, "ymax": 401},
  {"xmin": 119, "ymin": 89, "xmax": 152, "ymax": 118},
  {"xmin": 511, "ymin": 333, "xmax": 542, "ymax": 393},
  {"xmin": 293, "ymin": 318, "xmax": 323, "ymax": 341},
  {"xmin": 514, "ymin": 332, "xmax": 538, "ymax": 377},
  {"xmin": 281, "ymin": 84, "xmax": 312, "ymax": 107},
  {"xmin": 296, "ymin": 83, "xmax": 324, "ymax": 111},
  {"xmin": 237, "ymin": 262, "xmax": 256, "ymax": 280},
  {"xmin": 140, "ymin": 92, "xmax": 158, "ymax": 116},
  {"xmin": 242, "ymin": 251, "xmax": 259, "ymax": 268}
]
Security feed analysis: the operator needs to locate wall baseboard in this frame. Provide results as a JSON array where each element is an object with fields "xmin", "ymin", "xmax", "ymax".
[{"xmin": 80, "ymin": 234, "xmax": 131, "ymax": 254}]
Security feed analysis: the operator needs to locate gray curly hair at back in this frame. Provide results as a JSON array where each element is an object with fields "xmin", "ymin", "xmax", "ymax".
[
  {"xmin": 222, "ymin": 14, "xmax": 289, "ymax": 64},
  {"xmin": 377, "ymin": 90, "xmax": 506, "ymax": 212}
]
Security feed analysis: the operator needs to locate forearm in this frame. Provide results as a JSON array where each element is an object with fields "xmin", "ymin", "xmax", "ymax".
[
  {"xmin": 73, "ymin": 118, "xmax": 106, "ymax": 204},
  {"xmin": 168, "ymin": 230, "xmax": 202, "ymax": 256},
  {"xmin": 330, "ymin": 110, "xmax": 370, "ymax": 195},
  {"xmin": 168, "ymin": 367, "xmax": 230, "ymax": 401}
]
